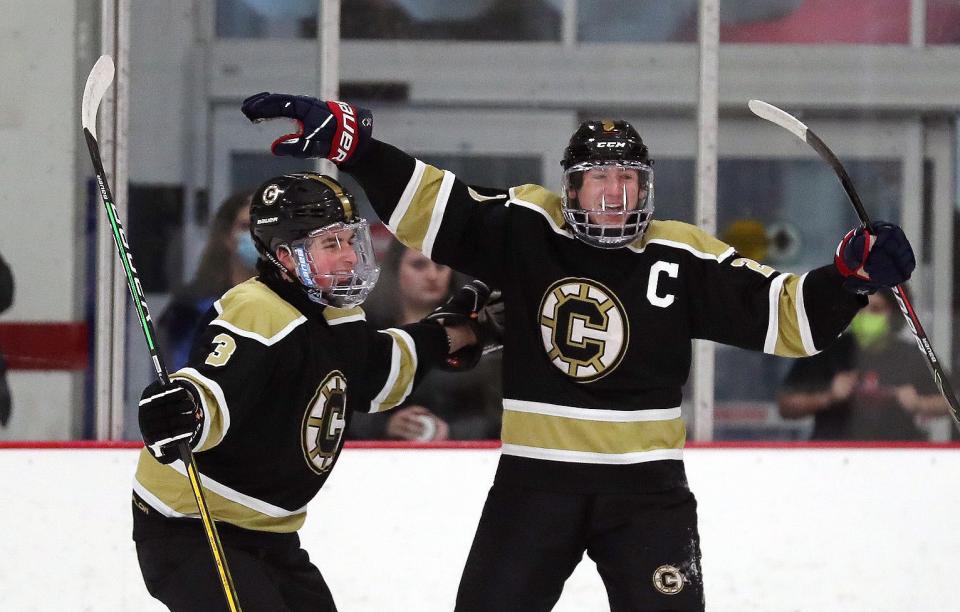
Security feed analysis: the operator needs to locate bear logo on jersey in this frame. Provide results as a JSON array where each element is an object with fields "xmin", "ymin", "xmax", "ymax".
[
  {"xmin": 301, "ymin": 371, "xmax": 347, "ymax": 475},
  {"xmin": 539, "ymin": 278, "xmax": 629, "ymax": 382}
]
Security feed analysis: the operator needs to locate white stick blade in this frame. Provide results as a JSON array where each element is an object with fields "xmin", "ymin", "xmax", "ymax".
[
  {"xmin": 748, "ymin": 99, "xmax": 809, "ymax": 142},
  {"xmin": 81, "ymin": 55, "xmax": 116, "ymax": 138}
]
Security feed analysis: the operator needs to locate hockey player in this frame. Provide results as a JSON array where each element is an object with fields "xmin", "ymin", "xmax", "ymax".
[
  {"xmin": 133, "ymin": 172, "xmax": 500, "ymax": 611},
  {"xmin": 240, "ymin": 94, "xmax": 917, "ymax": 611}
]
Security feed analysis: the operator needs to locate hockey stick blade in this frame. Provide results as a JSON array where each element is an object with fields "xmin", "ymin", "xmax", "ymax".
[
  {"xmin": 748, "ymin": 99, "xmax": 960, "ymax": 431},
  {"xmin": 749, "ymin": 99, "xmax": 870, "ymax": 221},
  {"xmin": 81, "ymin": 55, "xmax": 115, "ymax": 138}
]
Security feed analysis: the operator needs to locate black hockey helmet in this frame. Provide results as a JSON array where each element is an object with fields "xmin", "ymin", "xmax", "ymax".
[
  {"xmin": 250, "ymin": 173, "xmax": 380, "ymax": 307},
  {"xmin": 560, "ymin": 120, "xmax": 656, "ymax": 249},
  {"xmin": 561, "ymin": 120, "xmax": 651, "ymax": 170},
  {"xmin": 251, "ymin": 172, "xmax": 356, "ymax": 254}
]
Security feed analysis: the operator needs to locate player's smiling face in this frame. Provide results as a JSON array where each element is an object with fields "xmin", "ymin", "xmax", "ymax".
[
  {"xmin": 276, "ymin": 224, "xmax": 359, "ymax": 290},
  {"xmin": 302, "ymin": 225, "xmax": 359, "ymax": 289},
  {"xmin": 574, "ymin": 166, "xmax": 645, "ymax": 226}
]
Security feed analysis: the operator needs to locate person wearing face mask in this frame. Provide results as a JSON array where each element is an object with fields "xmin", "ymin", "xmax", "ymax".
[
  {"xmin": 157, "ymin": 191, "xmax": 259, "ymax": 370},
  {"xmin": 778, "ymin": 289, "xmax": 950, "ymax": 440}
]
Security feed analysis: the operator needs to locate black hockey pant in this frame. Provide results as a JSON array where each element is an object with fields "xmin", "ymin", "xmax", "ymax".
[
  {"xmin": 136, "ymin": 531, "xmax": 336, "ymax": 612},
  {"xmin": 455, "ymin": 482, "xmax": 704, "ymax": 612}
]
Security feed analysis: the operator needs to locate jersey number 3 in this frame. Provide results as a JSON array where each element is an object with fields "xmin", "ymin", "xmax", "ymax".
[{"xmin": 204, "ymin": 333, "xmax": 237, "ymax": 367}]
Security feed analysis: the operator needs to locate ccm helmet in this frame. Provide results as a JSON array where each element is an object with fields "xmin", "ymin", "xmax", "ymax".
[
  {"xmin": 251, "ymin": 173, "xmax": 380, "ymax": 307},
  {"xmin": 561, "ymin": 120, "xmax": 655, "ymax": 249}
]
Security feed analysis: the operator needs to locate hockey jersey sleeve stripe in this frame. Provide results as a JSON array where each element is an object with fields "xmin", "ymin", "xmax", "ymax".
[
  {"xmin": 171, "ymin": 367, "xmax": 231, "ymax": 451},
  {"xmin": 793, "ymin": 272, "xmax": 818, "ymax": 355},
  {"xmin": 500, "ymin": 410, "xmax": 686, "ymax": 461},
  {"xmin": 134, "ymin": 450, "xmax": 308, "ymax": 532},
  {"xmin": 422, "ymin": 170, "xmax": 456, "ymax": 258},
  {"xmin": 387, "ymin": 163, "xmax": 455, "ymax": 254},
  {"xmin": 763, "ymin": 273, "xmax": 788, "ymax": 354},
  {"xmin": 504, "ymin": 398, "xmax": 681, "ymax": 422},
  {"xmin": 764, "ymin": 273, "xmax": 819, "ymax": 357},
  {"xmin": 368, "ymin": 328, "xmax": 418, "ymax": 413}
]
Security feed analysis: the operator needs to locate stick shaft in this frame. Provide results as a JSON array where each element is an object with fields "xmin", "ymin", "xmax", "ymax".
[
  {"xmin": 83, "ymin": 128, "xmax": 242, "ymax": 610},
  {"xmin": 749, "ymin": 100, "xmax": 960, "ymax": 430}
]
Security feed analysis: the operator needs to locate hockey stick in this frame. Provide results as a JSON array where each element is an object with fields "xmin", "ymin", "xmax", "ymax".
[
  {"xmin": 82, "ymin": 55, "xmax": 242, "ymax": 611},
  {"xmin": 748, "ymin": 99, "xmax": 960, "ymax": 432}
]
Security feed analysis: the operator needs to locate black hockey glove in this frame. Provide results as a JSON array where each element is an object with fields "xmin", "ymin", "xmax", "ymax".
[
  {"xmin": 835, "ymin": 221, "xmax": 915, "ymax": 294},
  {"xmin": 241, "ymin": 92, "xmax": 373, "ymax": 165},
  {"xmin": 138, "ymin": 379, "xmax": 204, "ymax": 465},
  {"xmin": 425, "ymin": 280, "xmax": 505, "ymax": 371}
]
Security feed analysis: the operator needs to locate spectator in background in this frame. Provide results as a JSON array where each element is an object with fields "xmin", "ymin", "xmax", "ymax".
[
  {"xmin": 349, "ymin": 241, "xmax": 502, "ymax": 441},
  {"xmin": 0, "ymin": 251, "xmax": 13, "ymax": 426},
  {"xmin": 157, "ymin": 191, "xmax": 257, "ymax": 370},
  {"xmin": 778, "ymin": 289, "xmax": 949, "ymax": 440}
]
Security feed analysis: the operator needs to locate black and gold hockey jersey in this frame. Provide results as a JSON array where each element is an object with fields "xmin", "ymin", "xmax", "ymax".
[
  {"xmin": 347, "ymin": 140, "xmax": 864, "ymax": 493},
  {"xmin": 133, "ymin": 272, "xmax": 447, "ymax": 535}
]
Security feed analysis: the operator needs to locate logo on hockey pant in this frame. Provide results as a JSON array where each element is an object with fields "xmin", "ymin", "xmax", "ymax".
[
  {"xmin": 301, "ymin": 371, "xmax": 347, "ymax": 475},
  {"xmin": 652, "ymin": 564, "xmax": 685, "ymax": 595},
  {"xmin": 539, "ymin": 278, "xmax": 628, "ymax": 382}
]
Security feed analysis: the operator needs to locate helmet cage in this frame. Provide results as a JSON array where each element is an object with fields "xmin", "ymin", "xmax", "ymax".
[
  {"xmin": 283, "ymin": 218, "xmax": 380, "ymax": 308},
  {"xmin": 561, "ymin": 160, "xmax": 655, "ymax": 249}
]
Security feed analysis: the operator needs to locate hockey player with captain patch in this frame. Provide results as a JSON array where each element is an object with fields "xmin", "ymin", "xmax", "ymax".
[
  {"xmin": 133, "ymin": 172, "xmax": 502, "ymax": 611},
  {"xmin": 241, "ymin": 92, "xmax": 916, "ymax": 611}
]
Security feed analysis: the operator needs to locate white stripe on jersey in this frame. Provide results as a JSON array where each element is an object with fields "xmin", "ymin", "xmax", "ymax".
[
  {"xmin": 764, "ymin": 273, "xmax": 789, "ymax": 354},
  {"xmin": 210, "ymin": 303, "xmax": 306, "ymax": 345},
  {"xmin": 501, "ymin": 444, "xmax": 684, "ymax": 465},
  {"xmin": 503, "ymin": 399, "xmax": 681, "ymax": 422},
  {"xmin": 173, "ymin": 368, "xmax": 232, "ymax": 450},
  {"xmin": 506, "ymin": 188, "xmax": 575, "ymax": 238},
  {"xmin": 368, "ymin": 328, "xmax": 418, "ymax": 413},
  {"xmin": 388, "ymin": 159, "xmax": 427, "ymax": 232},
  {"xmin": 164, "ymin": 463, "xmax": 309, "ymax": 517},
  {"xmin": 422, "ymin": 170, "xmax": 456, "ymax": 258},
  {"xmin": 629, "ymin": 239, "xmax": 736, "ymax": 262},
  {"xmin": 325, "ymin": 312, "xmax": 366, "ymax": 326}
]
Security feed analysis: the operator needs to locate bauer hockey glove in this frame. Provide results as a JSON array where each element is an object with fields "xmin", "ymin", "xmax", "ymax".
[
  {"xmin": 241, "ymin": 92, "xmax": 373, "ymax": 164},
  {"xmin": 835, "ymin": 221, "xmax": 915, "ymax": 294},
  {"xmin": 138, "ymin": 379, "xmax": 204, "ymax": 465},
  {"xmin": 426, "ymin": 280, "xmax": 505, "ymax": 371}
]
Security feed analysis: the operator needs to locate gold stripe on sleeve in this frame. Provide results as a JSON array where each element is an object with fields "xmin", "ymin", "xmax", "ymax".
[
  {"xmin": 773, "ymin": 273, "xmax": 810, "ymax": 358},
  {"xmin": 395, "ymin": 165, "xmax": 446, "ymax": 251},
  {"xmin": 370, "ymin": 329, "xmax": 417, "ymax": 412}
]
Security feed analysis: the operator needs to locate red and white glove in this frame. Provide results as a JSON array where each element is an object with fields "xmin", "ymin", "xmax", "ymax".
[
  {"xmin": 241, "ymin": 92, "xmax": 373, "ymax": 165},
  {"xmin": 835, "ymin": 221, "xmax": 915, "ymax": 294}
]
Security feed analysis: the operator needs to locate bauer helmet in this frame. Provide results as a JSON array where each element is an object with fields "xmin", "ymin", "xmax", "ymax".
[
  {"xmin": 251, "ymin": 172, "xmax": 380, "ymax": 307},
  {"xmin": 561, "ymin": 120, "xmax": 654, "ymax": 249}
]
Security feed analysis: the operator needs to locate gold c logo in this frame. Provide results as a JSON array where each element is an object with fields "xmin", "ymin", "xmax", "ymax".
[
  {"xmin": 539, "ymin": 278, "xmax": 628, "ymax": 382},
  {"xmin": 301, "ymin": 371, "xmax": 347, "ymax": 475},
  {"xmin": 652, "ymin": 564, "xmax": 685, "ymax": 595}
]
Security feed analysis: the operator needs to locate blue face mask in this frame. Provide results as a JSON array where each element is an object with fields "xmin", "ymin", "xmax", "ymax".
[{"xmin": 235, "ymin": 231, "xmax": 260, "ymax": 268}]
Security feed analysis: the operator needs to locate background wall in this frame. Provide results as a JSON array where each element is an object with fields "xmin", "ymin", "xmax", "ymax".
[
  {"xmin": 0, "ymin": 1, "xmax": 88, "ymax": 440},
  {"xmin": 1, "ymin": 447, "xmax": 958, "ymax": 611}
]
